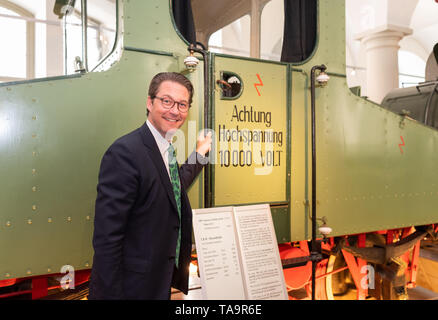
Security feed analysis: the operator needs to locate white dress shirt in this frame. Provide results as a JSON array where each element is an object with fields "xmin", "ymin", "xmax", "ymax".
[{"xmin": 146, "ymin": 120, "xmax": 172, "ymax": 179}]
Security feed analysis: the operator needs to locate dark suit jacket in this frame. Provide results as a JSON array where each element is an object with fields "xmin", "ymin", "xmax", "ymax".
[{"xmin": 89, "ymin": 122, "xmax": 205, "ymax": 299}]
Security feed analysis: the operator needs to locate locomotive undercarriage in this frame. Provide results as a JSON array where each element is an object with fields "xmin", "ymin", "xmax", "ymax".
[
  {"xmin": 281, "ymin": 224, "xmax": 438, "ymax": 300},
  {"xmin": 1, "ymin": 225, "xmax": 437, "ymax": 300}
]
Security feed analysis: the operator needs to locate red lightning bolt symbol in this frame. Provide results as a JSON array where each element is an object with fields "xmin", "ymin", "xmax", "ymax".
[
  {"xmin": 399, "ymin": 136, "xmax": 405, "ymax": 154},
  {"xmin": 254, "ymin": 74, "xmax": 263, "ymax": 96}
]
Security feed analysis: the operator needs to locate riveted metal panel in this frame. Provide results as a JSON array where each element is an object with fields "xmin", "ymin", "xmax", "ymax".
[{"xmin": 0, "ymin": 49, "xmax": 206, "ymax": 280}]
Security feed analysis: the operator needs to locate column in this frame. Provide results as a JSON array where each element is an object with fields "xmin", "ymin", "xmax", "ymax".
[
  {"xmin": 356, "ymin": 25, "xmax": 412, "ymax": 104},
  {"xmin": 250, "ymin": 0, "xmax": 262, "ymax": 59}
]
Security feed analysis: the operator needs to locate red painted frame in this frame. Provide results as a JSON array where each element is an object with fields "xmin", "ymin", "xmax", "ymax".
[{"xmin": 0, "ymin": 269, "xmax": 91, "ymax": 300}]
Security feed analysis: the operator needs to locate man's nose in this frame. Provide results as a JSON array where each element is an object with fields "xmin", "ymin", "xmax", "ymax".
[{"xmin": 169, "ymin": 103, "xmax": 180, "ymax": 115}]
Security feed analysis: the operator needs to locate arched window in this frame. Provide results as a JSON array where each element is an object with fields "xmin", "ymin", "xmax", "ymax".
[{"xmin": 0, "ymin": 0, "xmax": 35, "ymax": 82}]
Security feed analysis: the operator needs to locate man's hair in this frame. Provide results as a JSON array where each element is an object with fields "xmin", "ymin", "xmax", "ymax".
[{"xmin": 148, "ymin": 72, "xmax": 194, "ymax": 106}]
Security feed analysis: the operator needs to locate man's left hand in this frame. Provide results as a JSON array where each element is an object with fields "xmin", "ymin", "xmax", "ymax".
[{"xmin": 196, "ymin": 131, "xmax": 212, "ymax": 157}]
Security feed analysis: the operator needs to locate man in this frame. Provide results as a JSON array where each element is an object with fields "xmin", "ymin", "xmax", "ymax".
[{"xmin": 89, "ymin": 72, "xmax": 212, "ymax": 299}]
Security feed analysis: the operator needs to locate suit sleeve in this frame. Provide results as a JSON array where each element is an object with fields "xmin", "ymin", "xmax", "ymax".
[
  {"xmin": 91, "ymin": 141, "xmax": 139, "ymax": 299},
  {"xmin": 179, "ymin": 151, "xmax": 207, "ymax": 190}
]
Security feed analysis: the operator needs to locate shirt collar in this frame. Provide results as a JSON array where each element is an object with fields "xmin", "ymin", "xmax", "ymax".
[{"xmin": 146, "ymin": 120, "xmax": 170, "ymax": 156}]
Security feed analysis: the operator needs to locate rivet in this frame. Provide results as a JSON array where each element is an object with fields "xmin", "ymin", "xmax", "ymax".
[
  {"xmin": 67, "ymin": 216, "xmax": 72, "ymax": 222},
  {"xmin": 32, "ymin": 151, "xmax": 36, "ymax": 156},
  {"xmin": 32, "ymin": 98, "xmax": 36, "ymax": 103},
  {"xmin": 32, "ymin": 169, "xmax": 36, "ymax": 174},
  {"xmin": 32, "ymin": 133, "xmax": 37, "ymax": 138},
  {"xmin": 85, "ymin": 262, "xmax": 89, "ymax": 267},
  {"xmin": 32, "ymin": 186, "xmax": 37, "ymax": 192},
  {"xmin": 32, "ymin": 116, "xmax": 37, "ymax": 120},
  {"xmin": 47, "ymin": 268, "xmax": 52, "ymax": 273},
  {"xmin": 26, "ymin": 270, "xmax": 32, "ymax": 275},
  {"xmin": 6, "ymin": 221, "xmax": 11, "ymax": 227},
  {"xmin": 86, "ymin": 215, "xmax": 91, "ymax": 221},
  {"xmin": 32, "ymin": 205, "xmax": 37, "ymax": 211},
  {"xmin": 48, "ymin": 217, "xmax": 52, "ymax": 223},
  {"xmin": 27, "ymin": 219, "xmax": 32, "ymax": 225},
  {"xmin": 5, "ymin": 273, "xmax": 10, "ymax": 278}
]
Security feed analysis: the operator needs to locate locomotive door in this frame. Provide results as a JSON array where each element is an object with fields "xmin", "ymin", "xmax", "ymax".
[{"xmin": 211, "ymin": 55, "xmax": 289, "ymax": 207}]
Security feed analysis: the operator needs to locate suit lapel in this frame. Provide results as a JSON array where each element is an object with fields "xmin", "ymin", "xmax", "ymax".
[{"xmin": 139, "ymin": 122, "xmax": 179, "ymax": 214}]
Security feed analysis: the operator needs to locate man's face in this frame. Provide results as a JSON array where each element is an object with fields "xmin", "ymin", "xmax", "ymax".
[{"xmin": 147, "ymin": 80, "xmax": 190, "ymax": 139}]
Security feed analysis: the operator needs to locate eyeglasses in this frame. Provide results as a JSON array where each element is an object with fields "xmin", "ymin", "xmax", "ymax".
[{"xmin": 153, "ymin": 96, "xmax": 190, "ymax": 113}]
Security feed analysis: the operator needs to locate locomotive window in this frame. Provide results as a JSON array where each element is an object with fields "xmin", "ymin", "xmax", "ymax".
[
  {"xmin": 218, "ymin": 71, "xmax": 243, "ymax": 100},
  {"xmin": 209, "ymin": 15, "xmax": 251, "ymax": 58},
  {"xmin": 260, "ymin": 0, "xmax": 284, "ymax": 61},
  {"xmin": 65, "ymin": 0, "xmax": 117, "ymax": 74},
  {"xmin": 280, "ymin": 0, "xmax": 317, "ymax": 63},
  {"xmin": 187, "ymin": 0, "xmax": 316, "ymax": 62},
  {"xmin": 0, "ymin": 0, "xmax": 116, "ymax": 84},
  {"xmin": 85, "ymin": 0, "xmax": 117, "ymax": 71},
  {"xmin": 172, "ymin": 0, "xmax": 196, "ymax": 45},
  {"xmin": 64, "ymin": 1, "xmax": 83, "ymax": 74}
]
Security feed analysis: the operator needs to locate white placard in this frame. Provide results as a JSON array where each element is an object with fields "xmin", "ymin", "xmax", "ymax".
[
  {"xmin": 193, "ymin": 204, "xmax": 288, "ymax": 300},
  {"xmin": 233, "ymin": 204, "xmax": 288, "ymax": 300},
  {"xmin": 192, "ymin": 206, "xmax": 246, "ymax": 300}
]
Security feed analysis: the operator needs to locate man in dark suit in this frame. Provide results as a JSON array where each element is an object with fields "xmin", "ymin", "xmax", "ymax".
[{"xmin": 89, "ymin": 72, "xmax": 212, "ymax": 299}]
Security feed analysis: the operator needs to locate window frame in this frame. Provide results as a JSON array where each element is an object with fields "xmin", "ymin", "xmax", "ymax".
[{"xmin": 65, "ymin": 8, "xmax": 104, "ymax": 74}]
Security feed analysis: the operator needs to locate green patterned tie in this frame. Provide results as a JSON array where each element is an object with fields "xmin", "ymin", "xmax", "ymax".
[{"xmin": 168, "ymin": 144, "xmax": 181, "ymax": 267}]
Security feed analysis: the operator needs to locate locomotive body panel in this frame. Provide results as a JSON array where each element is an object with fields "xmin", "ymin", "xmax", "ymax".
[{"xmin": 0, "ymin": 0, "xmax": 437, "ymax": 296}]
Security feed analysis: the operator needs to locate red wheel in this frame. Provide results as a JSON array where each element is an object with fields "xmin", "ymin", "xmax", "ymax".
[{"xmin": 279, "ymin": 243, "xmax": 312, "ymax": 291}]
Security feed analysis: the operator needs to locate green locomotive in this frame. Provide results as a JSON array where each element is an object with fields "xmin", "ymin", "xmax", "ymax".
[{"xmin": 0, "ymin": 0, "xmax": 437, "ymax": 300}]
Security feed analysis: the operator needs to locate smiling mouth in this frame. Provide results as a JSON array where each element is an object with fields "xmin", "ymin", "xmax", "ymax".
[{"xmin": 163, "ymin": 117, "xmax": 180, "ymax": 122}]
